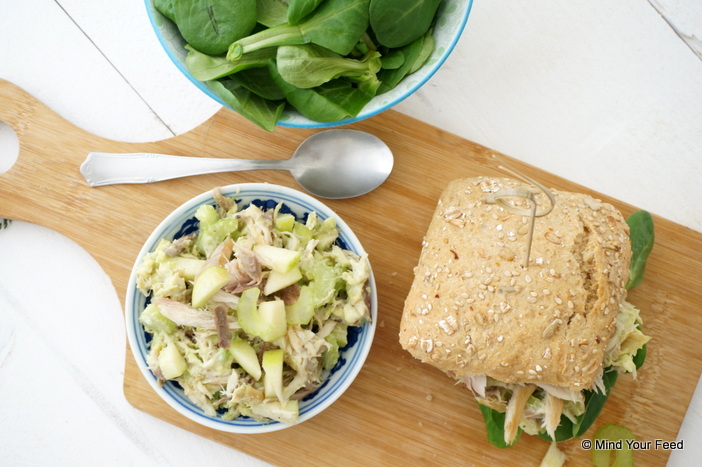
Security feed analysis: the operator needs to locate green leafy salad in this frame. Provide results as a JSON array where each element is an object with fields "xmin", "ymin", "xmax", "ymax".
[
  {"xmin": 153, "ymin": 0, "xmax": 445, "ymax": 130},
  {"xmin": 136, "ymin": 190, "xmax": 372, "ymax": 424}
]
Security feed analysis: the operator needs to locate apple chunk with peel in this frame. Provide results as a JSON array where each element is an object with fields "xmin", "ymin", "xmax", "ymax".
[
  {"xmin": 229, "ymin": 340, "xmax": 262, "ymax": 380},
  {"xmin": 250, "ymin": 399, "xmax": 298, "ymax": 425},
  {"xmin": 237, "ymin": 288, "xmax": 288, "ymax": 342},
  {"xmin": 263, "ymin": 266, "xmax": 302, "ymax": 295},
  {"xmin": 253, "ymin": 244, "xmax": 301, "ymax": 273},
  {"xmin": 164, "ymin": 256, "xmax": 206, "ymax": 281},
  {"xmin": 274, "ymin": 213, "xmax": 295, "ymax": 232},
  {"xmin": 158, "ymin": 342, "xmax": 187, "ymax": 380},
  {"xmin": 262, "ymin": 349, "xmax": 285, "ymax": 402},
  {"xmin": 191, "ymin": 265, "xmax": 230, "ymax": 308},
  {"xmin": 285, "ymin": 285, "xmax": 315, "ymax": 325}
]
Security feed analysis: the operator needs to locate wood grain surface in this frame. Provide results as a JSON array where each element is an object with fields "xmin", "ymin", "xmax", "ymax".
[{"xmin": 1, "ymin": 78, "xmax": 699, "ymax": 466}]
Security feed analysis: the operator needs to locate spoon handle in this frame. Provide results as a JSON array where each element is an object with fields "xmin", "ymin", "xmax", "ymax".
[{"xmin": 80, "ymin": 152, "xmax": 286, "ymax": 187}]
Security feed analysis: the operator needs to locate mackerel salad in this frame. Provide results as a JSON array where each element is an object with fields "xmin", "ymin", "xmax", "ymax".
[{"xmin": 135, "ymin": 189, "xmax": 372, "ymax": 425}]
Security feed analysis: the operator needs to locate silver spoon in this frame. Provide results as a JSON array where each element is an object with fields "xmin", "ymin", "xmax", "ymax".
[{"xmin": 80, "ymin": 129, "xmax": 394, "ymax": 199}]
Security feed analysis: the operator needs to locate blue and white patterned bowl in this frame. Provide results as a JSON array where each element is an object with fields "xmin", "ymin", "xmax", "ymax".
[
  {"xmin": 145, "ymin": 0, "xmax": 473, "ymax": 128},
  {"xmin": 125, "ymin": 184, "xmax": 377, "ymax": 433}
]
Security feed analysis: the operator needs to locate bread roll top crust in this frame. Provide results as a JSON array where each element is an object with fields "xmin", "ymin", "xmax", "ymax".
[{"xmin": 399, "ymin": 177, "xmax": 631, "ymax": 390}]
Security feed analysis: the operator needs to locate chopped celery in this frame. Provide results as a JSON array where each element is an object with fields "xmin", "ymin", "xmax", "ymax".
[
  {"xmin": 195, "ymin": 204, "xmax": 220, "ymax": 225},
  {"xmin": 196, "ymin": 218, "xmax": 238, "ymax": 257},
  {"xmin": 293, "ymin": 221, "xmax": 314, "ymax": 242},
  {"xmin": 592, "ymin": 424, "xmax": 635, "ymax": 467},
  {"xmin": 306, "ymin": 259, "xmax": 343, "ymax": 306},
  {"xmin": 237, "ymin": 288, "xmax": 288, "ymax": 342},
  {"xmin": 323, "ymin": 322, "xmax": 348, "ymax": 369},
  {"xmin": 314, "ymin": 217, "xmax": 339, "ymax": 251}
]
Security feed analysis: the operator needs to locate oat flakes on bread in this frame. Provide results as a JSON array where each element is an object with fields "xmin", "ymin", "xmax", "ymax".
[
  {"xmin": 400, "ymin": 177, "xmax": 630, "ymax": 388},
  {"xmin": 399, "ymin": 176, "xmax": 650, "ymax": 444}
]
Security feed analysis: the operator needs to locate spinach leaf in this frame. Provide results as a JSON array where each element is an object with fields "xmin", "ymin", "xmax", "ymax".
[
  {"xmin": 408, "ymin": 31, "xmax": 435, "ymax": 74},
  {"xmin": 154, "ymin": 0, "xmax": 176, "ymax": 22},
  {"xmin": 228, "ymin": 0, "xmax": 370, "ymax": 60},
  {"xmin": 299, "ymin": 0, "xmax": 369, "ymax": 55},
  {"xmin": 377, "ymin": 33, "xmax": 425, "ymax": 94},
  {"xmin": 288, "ymin": 0, "xmax": 325, "ymax": 25},
  {"xmin": 380, "ymin": 49, "xmax": 405, "ymax": 70},
  {"xmin": 479, "ymin": 368, "xmax": 620, "ymax": 448},
  {"xmin": 231, "ymin": 67, "xmax": 286, "ymax": 101},
  {"xmin": 174, "ymin": 0, "xmax": 258, "ymax": 55},
  {"xmin": 315, "ymin": 78, "xmax": 378, "ymax": 115},
  {"xmin": 633, "ymin": 339, "xmax": 647, "ymax": 370},
  {"xmin": 185, "ymin": 45, "xmax": 275, "ymax": 81},
  {"xmin": 257, "ymin": 0, "xmax": 289, "ymax": 27},
  {"xmin": 276, "ymin": 44, "xmax": 381, "ymax": 88},
  {"xmin": 369, "ymin": 0, "xmax": 441, "ymax": 48},
  {"xmin": 478, "ymin": 404, "xmax": 521, "ymax": 448},
  {"xmin": 269, "ymin": 61, "xmax": 352, "ymax": 122},
  {"xmin": 626, "ymin": 210, "xmax": 654, "ymax": 290},
  {"xmin": 209, "ymin": 78, "xmax": 285, "ymax": 131}
]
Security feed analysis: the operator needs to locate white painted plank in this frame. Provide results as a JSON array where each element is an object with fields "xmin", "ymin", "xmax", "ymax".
[
  {"xmin": 395, "ymin": 0, "xmax": 702, "ymax": 232},
  {"xmin": 650, "ymin": 0, "xmax": 702, "ymax": 58},
  {"xmin": 0, "ymin": 222, "xmax": 269, "ymax": 467},
  {"xmin": 56, "ymin": 0, "xmax": 221, "ymax": 140},
  {"xmin": 0, "ymin": 0, "xmax": 174, "ymax": 142}
]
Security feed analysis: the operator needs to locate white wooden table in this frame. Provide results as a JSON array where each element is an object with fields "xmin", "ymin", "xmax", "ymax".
[{"xmin": 1, "ymin": 1, "xmax": 700, "ymax": 465}]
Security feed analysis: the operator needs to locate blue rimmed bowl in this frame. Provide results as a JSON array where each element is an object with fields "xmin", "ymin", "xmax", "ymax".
[
  {"xmin": 145, "ymin": 0, "xmax": 473, "ymax": 129},
  {"xmin": 125, "ymin": 183, "xmax": 377, "ymax": 433}
]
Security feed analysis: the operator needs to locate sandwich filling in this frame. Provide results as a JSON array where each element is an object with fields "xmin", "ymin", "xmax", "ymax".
[{"xmin": 460, "ymin": 300, "xmax": 649, "ymax": 443}]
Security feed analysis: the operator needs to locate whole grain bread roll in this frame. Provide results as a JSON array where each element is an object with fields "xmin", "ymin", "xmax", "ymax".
[{"xmin": 399, "ymin": 177, "xmax": 631, "ymax": 390}]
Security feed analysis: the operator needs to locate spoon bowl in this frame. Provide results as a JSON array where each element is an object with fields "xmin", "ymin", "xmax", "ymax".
[
  {"xmin": 80, "ymin": 129, "xmax": 394, "ymax": 199},
  {"xmin": 289, "ymin": 130, "xmax": 393, "ymax": 199}
]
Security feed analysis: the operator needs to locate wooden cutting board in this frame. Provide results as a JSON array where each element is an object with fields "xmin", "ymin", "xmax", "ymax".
[{"xmin": 1, "ymin": 78, "xmax": 699, "ymax": 466}]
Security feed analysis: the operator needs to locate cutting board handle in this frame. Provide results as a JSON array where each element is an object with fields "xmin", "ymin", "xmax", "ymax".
[{"xmin": 0, "ymin": 80, "xmax": 105, "ymax": 222}]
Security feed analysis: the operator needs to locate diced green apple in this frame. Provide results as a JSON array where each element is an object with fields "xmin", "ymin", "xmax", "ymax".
[
  {"xmin": 229, "ymin": 340, "xmax": 262, "ymax": 380},
  {"xmin": 253, "ymin": 244, "xmax": 301, "ymax": 273},
  {"xmin": 249, "ymin": 399, "xmax": 299, "ymax": 425},
  {"xmin": 257, "ymin": 300, "xmax": 288, "ymax": 341},
  {"xmin": 139, "ymin": 303, "xmax": 176, "ymax": 333},
  {"xmin": 191, "ymin": 265, "xmax": 230, "ymax": 308},
  {"xmin": 158, "ymin": 342, "xmax": 187, "ymax": 380},
  {"xmin": 285, "ymin": 285, "xmax": 315, "ymax": 325},
  {"xmin": 263, "ymin": 266, "xmax": 302, "ymax": 295},
  {"xmin": 274, "ymin": 213, "xmax": 295, "ymax": 232},
  {"xmin": 164, "ymin": 256, "xmax": 206, "ymax": 281},
  {"xmin": 262, "ymin": 348, "xmax": 285, "ymax": 401},
  {"xmin": 237, "ymin": 289, "xmax": 288, "ymax": 342}
]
